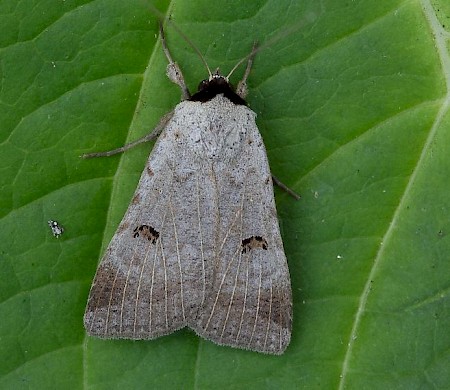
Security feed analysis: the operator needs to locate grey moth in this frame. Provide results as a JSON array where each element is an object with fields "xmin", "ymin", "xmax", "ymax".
[{"xmin": 83, "ymin": 24, "xmax": 293, "ymax": 355}]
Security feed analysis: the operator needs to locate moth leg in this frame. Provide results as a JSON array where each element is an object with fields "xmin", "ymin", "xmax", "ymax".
[
  {"xmin": 82, "ymin": 111, "xmax": 173, "ymax": 159},
  {"xmin": 159, "ymin": 22, "xmax": 191, "ymax": 100},
  {"xmin": 236, "ymin": 42, "xmax": 258, "ymax": 99},
  {"xmin": 272, "ymin": 175, "xmax": 301, "ymax": 200}
]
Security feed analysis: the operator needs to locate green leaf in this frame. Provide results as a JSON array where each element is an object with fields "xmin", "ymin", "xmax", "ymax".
[{"xmin": 1, "ymin": 0, "xmax": 449, "ymax": 388}]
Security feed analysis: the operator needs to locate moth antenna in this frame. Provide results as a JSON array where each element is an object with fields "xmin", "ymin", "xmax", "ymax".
[
  {"xmin": 145, "ymin": 1, "xmax": 310, "ymax": 82},
  {"xmin": 226, "ymin": 21, "xmax": 308, "ymax": 80},
  {"xmin": 160, "ymin": 18, "xmax": 213, "ymax": 79},
  {"xmin": 143, "ymin": 1, "xmax": 212, "ymax": 78},
  {"xmin": 226, "ymin": 42, "xmax": 259, "ymax": 80}
]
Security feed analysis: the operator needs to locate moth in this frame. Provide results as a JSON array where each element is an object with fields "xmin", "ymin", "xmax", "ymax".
[{"xmin": 83, "ymin": 24, "xmax": 293, "ymax": 355}]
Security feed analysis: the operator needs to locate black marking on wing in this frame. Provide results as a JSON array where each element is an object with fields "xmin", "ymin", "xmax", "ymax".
[
  {"xmin": 241, "ymin": 235, "xmax": 269, "ymax": 254},
  {"xmin": 133, "ymin": 225, "xmax": 160, "ymax": 244}
]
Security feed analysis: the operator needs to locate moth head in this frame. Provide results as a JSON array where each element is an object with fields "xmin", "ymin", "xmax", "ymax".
[{"xmin": 197, "ymin": 68, "xmax": 234, "ymax": 93}]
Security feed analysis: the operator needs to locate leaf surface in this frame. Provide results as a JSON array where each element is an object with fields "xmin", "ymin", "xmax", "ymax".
[{"xmin": 1, "ymin": 0, "xmax": 449, "ymax": 388}]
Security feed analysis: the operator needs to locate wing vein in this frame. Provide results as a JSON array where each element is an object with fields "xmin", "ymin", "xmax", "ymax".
[
  {"xmin": 218, "ymin": 207, "xmax": 242, "ymax": 256},
  {"xmin": 279, "ymin": 286, "xmax": 283, "ymax": 352},
  {"xmin": 235, "ymin": 254, "xmax": 250, "ymax": 343},
  {"xmin": 148, "ymin": 239, "xmax": 160, "ymax": 335},
  {"xmin": 133, "ymin": 240, "xmax": 154, "ymax": 336},
  {"xmin": 196, "ymin": 174, "xmax": 206, "ymax": 307},
  {"xmin": 264, "ymin": 282, "xmax": 273, "ymax": 349},
  {"xmin": 205, "ymin": 183, "xmax": 247, "ymax": 333},
  {"xmin": 170, "ymin": 199, "xmax": 186, "ymax": 321},
  {"xmin": 221, "ymin": 189, "xmax": 246, "ymax": 339},
  {"xmin": 249, "ymin": 262, "xmax": 263, "ymax": 347},
  {"xmin": 104, "ymin": 268, "xmax": 120, "ymax": 335},
  {"xmin": 160, "ymin": 235, "xmax": 169, "ymax": 329},
  {"xmin": 203, "ymin": 247, "xmax": 240, "ymax": 332},
  {"xmin": 220, "ymin": 250, "xmax": 243, "ymax": 339},
  {"xmin": 120, "ymin": 241, "xmax": 142, "ymax": 333}
]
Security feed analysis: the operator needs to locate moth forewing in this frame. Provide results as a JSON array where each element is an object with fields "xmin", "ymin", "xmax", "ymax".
[
  {"xmin": 84, "ymin": 25, "xmax": 293, "ymax": 355},
  {"xmin": 190, "ymin": 112, "xmax": 292, "ymax": 354}
]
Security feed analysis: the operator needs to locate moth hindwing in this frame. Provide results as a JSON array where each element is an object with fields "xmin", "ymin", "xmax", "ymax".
[{"xmin": 84, "ymin": 24, "xmax": 293, "ymax": 355}]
